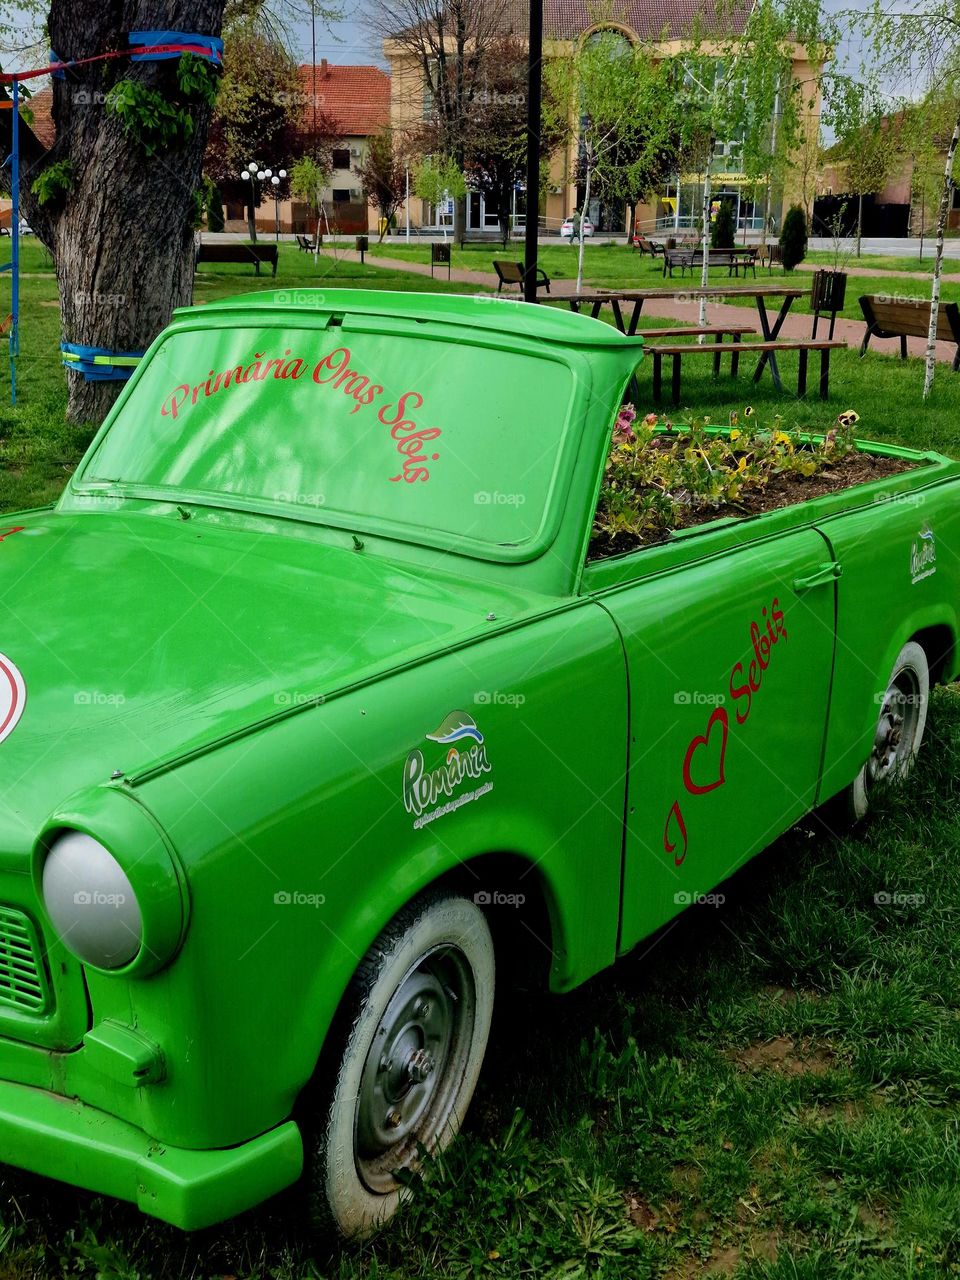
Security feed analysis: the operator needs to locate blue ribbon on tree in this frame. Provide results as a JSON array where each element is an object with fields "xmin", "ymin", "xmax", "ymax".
[
  {"xmin": 61, "ymin": 340, "xmax": 145, "ymax": 382},
  {"xmin": 48, "ymin": 51, "xmax": 66, "ymax": 81},
  {"xmin": 128, "ymin": 31, "xmax": 224, "ymax": 65}
]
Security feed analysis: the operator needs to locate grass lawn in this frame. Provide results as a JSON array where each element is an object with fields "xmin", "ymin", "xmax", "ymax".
[
  {"xmin": 2, "ymin": 238, "xmax": 960, "ymax": 1279},
  {"xmin": 370, "ymin": 241, "xmax": 960, "ymax": 322},
  {"xmin": 806, "ymin": 250, "xmax": 960, "ymax": 275}
]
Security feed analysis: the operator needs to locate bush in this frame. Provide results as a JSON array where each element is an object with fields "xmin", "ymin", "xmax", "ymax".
[
  {"xmin": 780, "ymin": 204, "xmax": 808, "ymax": 270},
  {"xmin": 206, "ymin": 182, "xmax": 225, "ymax": 233},
  {"xmin": 711, "ymin": 200, "xmax": 735, "ymax": 249}
]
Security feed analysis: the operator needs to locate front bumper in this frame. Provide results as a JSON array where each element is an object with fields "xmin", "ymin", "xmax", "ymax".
[{"xmin": 0, "ymin": 1079, "xmax": 303, "ymax": 1229}]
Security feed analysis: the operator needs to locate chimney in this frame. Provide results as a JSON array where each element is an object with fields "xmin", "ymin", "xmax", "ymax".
[{"xmin": 321, "ymin": 58, "xmax": 329, "ymax": 77}]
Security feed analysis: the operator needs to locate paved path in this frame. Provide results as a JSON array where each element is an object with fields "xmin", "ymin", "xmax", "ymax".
[{"xmin": 322, "ymin": 247, "xmax": 960, "ymax": 367}]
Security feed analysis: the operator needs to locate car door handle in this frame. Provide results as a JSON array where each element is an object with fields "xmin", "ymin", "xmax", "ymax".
[{"xmin": 793, "ymin": 561, "xmax": 842, "ymax": 592}]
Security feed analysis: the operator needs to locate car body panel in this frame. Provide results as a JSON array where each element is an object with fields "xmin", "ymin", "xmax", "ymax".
[{"xmin": 0, "ymin": 290, "xmax": 958, "ymax": 1228}]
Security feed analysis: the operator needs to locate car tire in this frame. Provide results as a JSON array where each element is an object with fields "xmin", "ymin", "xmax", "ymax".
[
  {"xmin": 304, "ymin": 889, "xmax": 495, "ymax": 1238},
  {"xmin": 844, "ymin": 640, "xmax": 929, "ymax": 823}
]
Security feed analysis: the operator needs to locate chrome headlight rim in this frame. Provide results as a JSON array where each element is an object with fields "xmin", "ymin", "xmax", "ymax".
[{"xmin": 35, "ymin": 786, "xmax": 189, "ymax": 977}]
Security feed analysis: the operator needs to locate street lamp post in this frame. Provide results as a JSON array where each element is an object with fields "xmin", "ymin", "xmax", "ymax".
[
  {"xmin": 240, "ymin": 162, "xmax": 288, "ymax": 245},
  {"xmin": 270, "ymin": 169, "xmax": 288, "ymax": 242},
  {"xmin": 240, "ymin": 162, "xmax": 260, "ymax": 242}
]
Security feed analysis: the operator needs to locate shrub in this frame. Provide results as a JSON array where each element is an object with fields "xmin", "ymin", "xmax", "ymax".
[
  {"xmin": 711, "ymin": 200, "xmax": 735, "ymax": 249},
  {"xmin": 206, "ymin": 182, "xmax": 225, "ymax": 232},
  {"xmin": 780, "ymin": 204, "xmax": 808, "ymax": 270}
]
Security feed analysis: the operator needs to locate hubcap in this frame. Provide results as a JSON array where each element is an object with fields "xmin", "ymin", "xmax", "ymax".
[
  {"xmin": 866, "ymin": 669, "xmax": 921, "ymax": 791},
  {"xmin": 355, "ymin": 946, "xmax": 474, "ymax": 1194}
]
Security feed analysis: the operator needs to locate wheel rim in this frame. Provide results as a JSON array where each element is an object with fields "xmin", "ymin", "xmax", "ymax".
[
  {"xmin": 354, "ymin": 944, "xmax": 476, "ymax": 1195},
  {"xmin": 866, "ymin": 667, "xmax": 922, "ymax": 792}
]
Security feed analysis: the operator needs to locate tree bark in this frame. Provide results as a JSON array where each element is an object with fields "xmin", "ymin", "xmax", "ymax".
[
  {"xmin": 576, "ymin": 162, "xmax": 590, "ymax": 293},
  {"xmin": 10, "ymin": 1, "xmax": 225, "ymax": 425},
  {"xmin": 923, "ymin": 111, "xmax": 960, "ymax": 400},
  {"xmin": 698, "ymin": 154, "xmax": 714, "ymax": 328},
  {"xmin": 856, "ymin": 193, "xmax": 863, "ymax": 258}
]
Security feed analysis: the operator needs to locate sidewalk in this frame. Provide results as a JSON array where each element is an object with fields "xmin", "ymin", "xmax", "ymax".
[{"xmin": 321, "ymin": 248, "xmax": 960, "ymax": 366}]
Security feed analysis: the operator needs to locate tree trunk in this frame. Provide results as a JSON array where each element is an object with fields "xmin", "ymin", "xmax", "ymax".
[
  {"xmin": 856, "ymin": 193, "xmax": 862, "ymax": 258},
  {"xmin": 12, "ymin": 0, "xmax": 225, "ymax": 425},
  {"xmin": 698, "ymin": 157, "xmax": 713, "ymax": 328},
  {"xmin": 923, "ymin": 111, "xmax": 960, "ymax": 400},
  {"xmin": 576, "ymin": 163, "xmax": 590, "ymax": 293}
]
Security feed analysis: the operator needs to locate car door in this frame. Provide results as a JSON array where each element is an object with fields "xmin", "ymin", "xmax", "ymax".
[{"xmin": 586, "ymin": 526, "xmax": 838, "ymax": 955}]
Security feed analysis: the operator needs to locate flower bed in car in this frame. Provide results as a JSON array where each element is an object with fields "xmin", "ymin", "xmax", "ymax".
[{"xmin": 590, "ymin": 407, "xmax": 916, "ymax": 560}]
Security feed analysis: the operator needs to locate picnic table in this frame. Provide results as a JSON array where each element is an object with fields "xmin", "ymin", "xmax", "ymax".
[{"xmin": 551, "ymin": 285, "xmax": 808, "ymax": 393}]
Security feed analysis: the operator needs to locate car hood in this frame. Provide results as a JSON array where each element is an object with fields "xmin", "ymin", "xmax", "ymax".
[{"xmin": 0, "ymin": 510, "xmax": 540, "ymax": 851}]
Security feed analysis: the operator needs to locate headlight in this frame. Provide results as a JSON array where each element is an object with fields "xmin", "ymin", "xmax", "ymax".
[{"xmin": 42, "ymin": 831, "xmax": 143, "ymax": 969}]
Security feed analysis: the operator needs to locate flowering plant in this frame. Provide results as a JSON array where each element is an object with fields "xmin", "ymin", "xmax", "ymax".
[{"xmin": 591, "ymin": 408, "xmax": 862, "ymax": 558}]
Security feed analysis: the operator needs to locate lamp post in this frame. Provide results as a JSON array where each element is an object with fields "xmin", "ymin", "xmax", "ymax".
[
  {"xmin": 523, "ymin": 0, "xmax": 543, "ymax": 302},
  {"xmin": 270, "ymin": 169, "xmax": 288, "ymax": 242},
  {"xmin": 240, "ymin": 162, "xmax": 261, "ymax": 243}
]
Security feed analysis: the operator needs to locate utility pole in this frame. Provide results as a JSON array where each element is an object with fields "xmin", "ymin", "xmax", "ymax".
[{"xmin": 523, "ymin": 0, "xmax": 543, "ymax": 302}]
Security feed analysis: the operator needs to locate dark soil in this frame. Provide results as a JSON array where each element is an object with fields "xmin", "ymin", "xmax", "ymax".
[{"xmin": 589, "ymin": 447, "xmax": 918, "ymax": 561}]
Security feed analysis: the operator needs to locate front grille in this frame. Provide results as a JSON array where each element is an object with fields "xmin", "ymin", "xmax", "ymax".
[{"xmin": 0, "ymin": 906, "xmax": 50, "ymax": 1013}]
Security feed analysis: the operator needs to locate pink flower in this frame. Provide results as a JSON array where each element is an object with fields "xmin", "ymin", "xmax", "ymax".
[{"xmin": 643, "ymin": 412, "xmax": 658, "ymax": 426}]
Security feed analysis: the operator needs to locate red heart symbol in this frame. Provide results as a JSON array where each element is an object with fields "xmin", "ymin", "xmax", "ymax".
[
  {"xmin": 663, "ymin": 799, "xmax": 688, "ymax": 866},
  {"xmin": 682, "ymin": 706, "xmax": 729, "ymax": 795}
]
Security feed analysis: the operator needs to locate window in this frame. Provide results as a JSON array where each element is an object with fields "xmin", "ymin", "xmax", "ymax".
[
  {"xmin": 332, "ymin": 189, "xmax": 351, "ymax": 203},
  {"xmin": 332, "ymin": 148, "xmax": 351, "ymax": 170}
]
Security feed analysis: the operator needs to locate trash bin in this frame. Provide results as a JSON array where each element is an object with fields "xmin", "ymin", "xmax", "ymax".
[{"xmin": 356, "ymin": 235, "xmax": 369, "ymax": 263}]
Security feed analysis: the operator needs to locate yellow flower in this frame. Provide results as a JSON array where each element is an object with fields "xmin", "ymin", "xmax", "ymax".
[
  {"xmin": 736, "ymin": 456, "xmax": 748, "ymax": 472},
  {"xmin": 729, "ymin": 428, "xmax": 741, "ymax": 442},
  {"xmin": 744, "ymin": 405, "xmax": 755, "ymax": 417},
  {"xmin": 773, "ymin": 430, "xmax": 791, "ymax": 445},
  {"xmin": 837, "ymin": 409, "xmax": 860, "ymax": 427},
  {"xmin": 703, "ymin": 415, "xmax": 711, "ymax": 424}
]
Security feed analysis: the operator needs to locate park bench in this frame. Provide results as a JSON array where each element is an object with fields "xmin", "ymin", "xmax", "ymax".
[
  {"xmin": 296, "ymin": 234, "xmax": 318, "ymax": 253},
  {"xmin": 761, "ymin": 244, "xmax": 784, "ymax": 272},
  {"xmin": 662, "ymin": 247, "xmax": 758, "ymax": 278},
  {"xmin": 634, "ymin": 234, "xmax": 665, "ymax": 258},
  {"xmin": 493, "ymin": 259, "xmax": 551, "ymax": 293},
  {"xmin": 858, "ymin": 295, "xmax": 960, "ymax": 370},
  {"xmin": 644, "ymin": 338, "xmax": 847, "ymax": 405},
  {"xmin": 195, "ymin": 243, "xmax": 279, "ymax": 276}
]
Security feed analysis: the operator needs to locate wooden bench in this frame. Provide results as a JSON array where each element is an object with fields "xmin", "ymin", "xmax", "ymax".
[
  {"xmin": 493, "ymin": 259, "xmax": 551, "ymax": 293},
  {"xmin": 195, "ymin": 243, "xmax": 279, "ymax": 276},
  {"xmin": 662, "ymin": 247, "xmax": 757, "ymax": 278},
  {"xmin": 761, "ymin": 244, "xmax": 783, "ymax": 272},
  {"xmin": 635, "ymin": 234, "xmax": 665, "ymax": 258},
  {"xmin": 296, "ymin": 234, "xmax": 318, "ymax": 253},
  {"xmin": 644, "ymin": 339, "xmax": 847, "ymax": 404},
  {"xmin": 859, "ymin": 295, "xmax": 960, "ymax": 370}
]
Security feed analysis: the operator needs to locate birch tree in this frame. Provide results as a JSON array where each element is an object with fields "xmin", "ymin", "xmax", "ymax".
[
  {"xmin": 662, "ymin": 0, "xmax": 835, "ymax": 326},
  {"xmin": 549, "ymin": 31, "xmax": 672, "ymax": 292},
  {"xmin": 857, "ymin": 3, "xmax": 960, "ymax": 397}
]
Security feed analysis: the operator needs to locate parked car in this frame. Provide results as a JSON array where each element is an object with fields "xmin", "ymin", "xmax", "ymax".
[
  {"xmin": 0, "ymin": 289, "xmax": 957, "ymax": 1238},
  {"xmin": 560, "ymin": 214, "xmax": 594, "ymax": 238}
]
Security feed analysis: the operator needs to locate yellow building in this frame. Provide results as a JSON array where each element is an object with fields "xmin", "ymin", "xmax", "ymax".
[{"xmin": 385, "ymin": 0, "xmax": 821, "ymax": 238}]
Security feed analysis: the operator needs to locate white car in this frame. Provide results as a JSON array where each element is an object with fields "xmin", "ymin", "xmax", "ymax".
[{"xmin": 560, "ymin": 216, "xmax": 594, "ymax": 239}]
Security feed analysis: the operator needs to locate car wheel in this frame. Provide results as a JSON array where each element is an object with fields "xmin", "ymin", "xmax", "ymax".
[
  {"xmin": 845, "ymin": 640, "xmax": 929, "ymax": 822},
  {"xmin": 305, "ymin": 889, "xmax": 495, "ymax": 1238}
]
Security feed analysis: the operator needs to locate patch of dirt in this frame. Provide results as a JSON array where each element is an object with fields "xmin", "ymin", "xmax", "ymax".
[
  {"xmin": 589, "ymin": 447, "xmax": 918, "ymax": 560},
  {"xmin": 624, "ymin": 1191, "xmax": 660, "ymax": 1231},
  {"xmin": 729, "ymin": 1035, "xmax": 835, "ymax": 1076},
  {"xmin": 759, "ymin": 983, "xmax": 822, "ymax": 1005}
]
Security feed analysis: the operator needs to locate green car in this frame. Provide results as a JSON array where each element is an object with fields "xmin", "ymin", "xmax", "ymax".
[{"xmin": 0, "ymin": 290, "xmax": 957, "ymax": 1236}]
